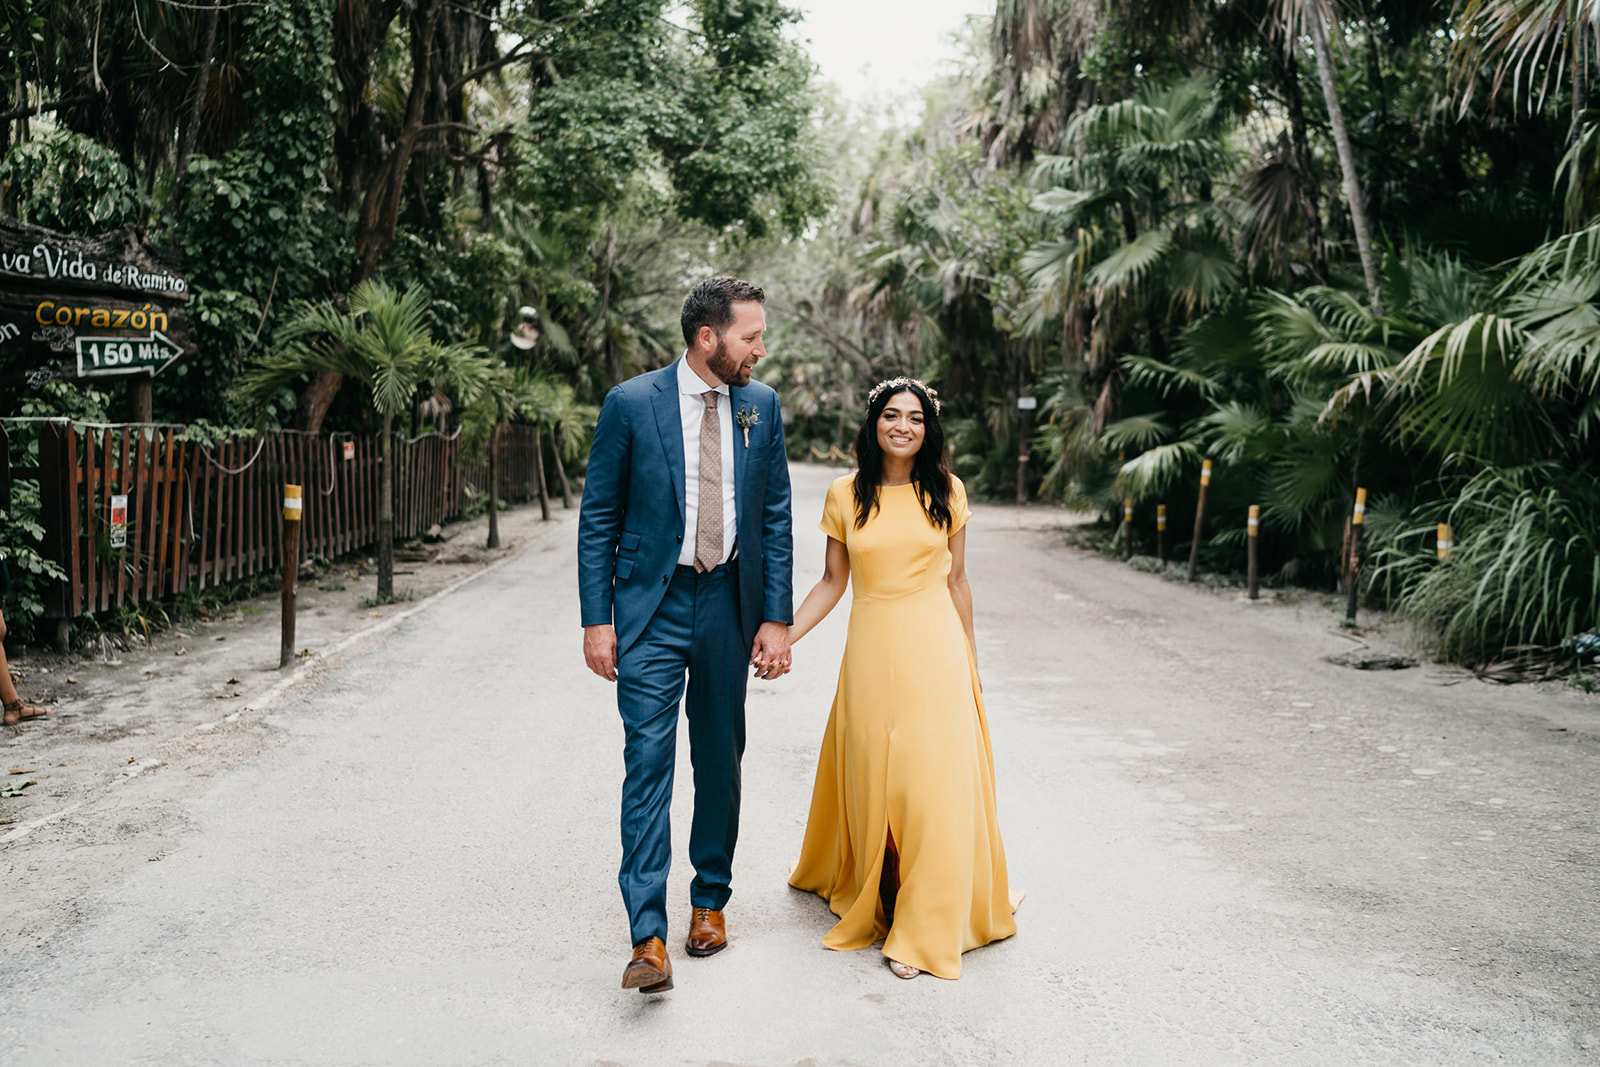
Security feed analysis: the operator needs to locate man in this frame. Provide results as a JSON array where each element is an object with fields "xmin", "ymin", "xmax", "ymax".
[{"xmin": 578, "ymin": 276, "xmax": 794, "ymax": 994}]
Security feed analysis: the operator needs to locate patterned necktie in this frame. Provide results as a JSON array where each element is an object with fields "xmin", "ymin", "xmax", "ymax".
[{"xmin": 694, "ymin": 390, "xmax": 722, "ymax": 572}]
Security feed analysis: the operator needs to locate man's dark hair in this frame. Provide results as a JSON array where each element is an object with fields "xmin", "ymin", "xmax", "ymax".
[{"xmin": 681, "ymin": 276, "xmax": 765, "ymax": 346}]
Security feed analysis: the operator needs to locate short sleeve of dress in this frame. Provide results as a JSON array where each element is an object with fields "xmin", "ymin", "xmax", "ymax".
[
  {"xmin": 949, "ymin": 475, "xmax": 972, "ymax": 535},
  {"xmin": 819, "ymin": 479, "xmax": 848, "ymax": 542}
]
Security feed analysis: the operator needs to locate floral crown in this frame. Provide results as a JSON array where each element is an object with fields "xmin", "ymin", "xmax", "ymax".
[{"xmin": 867, "ymin": 376, "xmax": 942, "ymax": 416}]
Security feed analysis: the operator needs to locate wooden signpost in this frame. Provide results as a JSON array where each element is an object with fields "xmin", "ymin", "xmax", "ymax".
[
  {"xmin": 0, "ymin": 216, "xmax": 193, "ymax": 419},
  {"xmin": 1016, "ymin": 395, "xmax": 1037, "ymax": 505}
]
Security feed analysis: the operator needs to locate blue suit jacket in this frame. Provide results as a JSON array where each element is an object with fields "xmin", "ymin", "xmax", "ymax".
[{"xmin": 578, "ymin": 363, "xmax": 794, "ymax": 657}]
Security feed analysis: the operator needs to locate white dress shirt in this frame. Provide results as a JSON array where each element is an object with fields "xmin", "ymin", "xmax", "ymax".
[{"xmin": 676, "ymin": 356, "xmax": 737, "ymax": 567}]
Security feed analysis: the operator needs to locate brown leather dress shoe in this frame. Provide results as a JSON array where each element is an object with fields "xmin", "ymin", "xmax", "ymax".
[
  {"xmin": 685, "ymin": 907, "xmax": 727, "ymax": 957},
  {"xmin": 621, "ymin": 936, "xmax": 673, "ymax": 993}
]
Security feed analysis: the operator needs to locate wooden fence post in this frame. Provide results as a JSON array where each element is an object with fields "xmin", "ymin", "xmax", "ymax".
[
  {"xmin": 280, "ymin": 484, "xmax": 301, "ymax": 669},
  {"xmin": 37, "ymin": 422, "xmax": 72, "ymax": 651},
  {"xmin": 1186, "ymin": 460, "xmax": 1212, "ymax": 582},
  {"xmin": 1344, "ymin": 487, "xmax": 1366, "ymax": 626},
  {"xmin": 1247, "ymin": 504, "xmax": 1260, "ymax": 600}
]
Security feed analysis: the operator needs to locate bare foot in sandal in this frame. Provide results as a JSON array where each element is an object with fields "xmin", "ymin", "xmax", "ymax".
[
  {"xmin": 886, "ymin": 957, "xmax": 921, "ymax": 980},
  {"xmin": 2, "ymin": 699, "xmax": 48, "ymax": 726}
]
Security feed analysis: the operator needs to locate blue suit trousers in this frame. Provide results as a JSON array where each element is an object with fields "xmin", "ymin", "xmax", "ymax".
[{"xmin": 616, "ymin": 562, "xmax": 748, "ymax": 945}]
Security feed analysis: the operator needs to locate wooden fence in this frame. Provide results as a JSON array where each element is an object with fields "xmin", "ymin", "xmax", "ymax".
[{"xmin": 2, "ymin": 420, "xmax": 546, "ymax": 625}]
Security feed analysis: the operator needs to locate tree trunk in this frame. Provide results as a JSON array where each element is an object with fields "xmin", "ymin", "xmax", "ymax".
[
  {"xmin": 301, "ymin": 0, "xmax": 442, "ymax": 434},
  {"xmin": 1309, "ymin": 9, "xmax": 1382, "ymax": 310},
  {"xmin": 601, "ymin": 222, "xmax": 619, "ymax": 384},
  {"xmin": 130, "ymin": 377, "xmax": 153, "ymax": 424},
  {"xmin": 352, "ymin": 0, "xmax": 440, "ymax": 286},
  {"xmin": 532, "ymin": 429, "xmax": 551, "ymax": 521},
  {"xmin": 550, "ymin": 424, "xmax": 573, "ymax": 508},
  {"xmin": 1280, "ymin": 50, "xmax": 1328, "ymax": 282},
  {"xmin": 162, "ymin": 0, "xmax": 220, "ymax": 217},
  {"xmin": 1573, "ymin": 20, "xmax": 1590, "ymax": 145},
  {"xmin": 486, "ymin": 421, "xmax": 501, "ymax": 548},
  {"xmin": 378, "ymin": 411, "xmax": 395, "ymax": 599}
]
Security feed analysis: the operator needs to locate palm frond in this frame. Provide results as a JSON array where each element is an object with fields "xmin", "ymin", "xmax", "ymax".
[
  {"xmin": 1088, "ymin": 228, "xmax": 1173, "ymax": 293},
  {"xmin": 1113, "ymin": 441, "xmax": 1200, "ymax": 500},
  {"xmin": 1099, "ymin": 414, "xmax": 1172, "ymax": 451}
]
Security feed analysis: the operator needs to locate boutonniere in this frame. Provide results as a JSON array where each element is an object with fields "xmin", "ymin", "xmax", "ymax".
[{"xmin": 736, "ymin": 404, "xmax": 760, "ymax": 447}]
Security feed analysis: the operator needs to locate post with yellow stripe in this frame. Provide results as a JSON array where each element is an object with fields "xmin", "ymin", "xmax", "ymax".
[
  {"xmin": 1186, "ymin": 459, "xmax": 1212, "ymax": 582},
  {"xmin": 1344, "ymin": 488, "xmax": 1366, "ymax": 627},
  {"xmin": 1157, "ymin": 504, "xmax": 1167, "ymax": 563},
  {"xmin": 1247, "ymin": 505, "xmax": 1260, "ymax": 600},
  {"xmin": 1437, "ymin": 523, "xmax": 1453, "ymax": 561},
  {"xmin": 280, "ymin": 484, "xmax": 302, "ymax": 670},
  {"xmin": 1123, "ymin": 497, "xmax": 1134, "ymax": 560}
]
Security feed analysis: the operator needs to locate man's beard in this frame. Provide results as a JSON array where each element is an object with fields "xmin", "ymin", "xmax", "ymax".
[{"xmin": 707, "ymin": 335, "xmax": 752, "ymax": 386}]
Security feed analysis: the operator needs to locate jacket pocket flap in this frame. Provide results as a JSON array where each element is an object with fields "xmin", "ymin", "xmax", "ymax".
[
  {"xmin": 619, "ymin": 532, "xmax": 642, "ymax": 551},
  {"xmin": 615, "ymin": 559, "xmax": 635, "ymax": 580}
]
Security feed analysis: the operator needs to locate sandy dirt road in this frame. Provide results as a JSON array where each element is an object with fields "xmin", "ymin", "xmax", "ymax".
[{"xmin": 1, "ymin": 462, "xmax": 1596, "ymax": 1065}]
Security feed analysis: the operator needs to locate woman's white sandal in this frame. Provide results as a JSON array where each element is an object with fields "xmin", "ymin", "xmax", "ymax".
[{"xmin": 887, "ymin": 958, "xmax": 921, "ymax": 980}]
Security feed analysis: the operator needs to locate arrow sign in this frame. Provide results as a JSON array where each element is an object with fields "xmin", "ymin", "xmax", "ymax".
[{"xmin": 75, "ymin": 330, "xmax": 183, "ymax": 377}]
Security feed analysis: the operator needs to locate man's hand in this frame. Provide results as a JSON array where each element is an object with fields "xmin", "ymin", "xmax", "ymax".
[
  {"xmin": 750, "ymin": 620, "xmax": 792, "ymax": 680},
  {"xmin": 584, "ymin": 624, "xmax": 619, "ymax": 682}
]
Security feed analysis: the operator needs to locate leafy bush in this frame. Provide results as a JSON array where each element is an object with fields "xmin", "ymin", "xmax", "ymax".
[
  {"xmin": 0, "ymin": 129, "xmax": 144, "ymax": 232},
  {"xmin": 1380, "ymin": 464, "xmax": 1600, "ymax": 662},
  {"xmin": 2, "ymin": 381, "xmax": 112, "ymax": 639}
]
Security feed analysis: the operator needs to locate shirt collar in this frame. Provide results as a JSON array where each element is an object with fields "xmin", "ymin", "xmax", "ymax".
[{"xmin": 677, "ymin": 354, "xmax": 730, "ymax": 397}]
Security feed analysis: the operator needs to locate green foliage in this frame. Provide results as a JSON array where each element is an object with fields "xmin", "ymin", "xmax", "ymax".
[
  {"xmin": 235, "ymin": 281, "xmax": 489, "ymax": 420},
  {"xmin": 1, "ymin": 381, "xmax": 111, "ymax": 636},
  {"xmin": 157, "ymin": 0, "xmax": 340, "ymax": 425},
  {"xmin": 0, "ymin": 128, "xmax": 144, "ymax": 232},
  {"xmin": 1379, "ymin": 465, "xmax": 1600, "ymax": 661}
]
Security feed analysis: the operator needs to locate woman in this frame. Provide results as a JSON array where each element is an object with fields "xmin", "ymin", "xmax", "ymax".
[
  {"xmin": 0, "ymin": 556, "xmax": 48, "ymax": 726},
  {"xmin": 787, "ymin": 377, "xmax": 1016, "ymax": 980}
]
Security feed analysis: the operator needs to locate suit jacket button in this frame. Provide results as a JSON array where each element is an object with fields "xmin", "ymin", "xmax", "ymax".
[
  {"xmin": 662, "ymin": 574, "xmax": 669, "ymax": 584},
  {"xmin": 676, "ymin": 535, "xmax": 683, "ymax": 543}
]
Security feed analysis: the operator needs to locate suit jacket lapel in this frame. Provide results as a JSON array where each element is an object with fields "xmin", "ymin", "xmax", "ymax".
[
  {"xmin": 651, "ymin": 368, "xmax": 687, "ymax": 528},
  {"xmin": 730, "ymin": 383, "xmax": 748, "ymax": 530}
]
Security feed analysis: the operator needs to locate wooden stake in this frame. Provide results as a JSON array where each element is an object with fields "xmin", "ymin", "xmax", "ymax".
[
  {"xmin": 1437, "ymin": 522, "xmax": 1453, "ymax": 561},
  {"xmin": 1157, "ymin": 504, "xmax": 1167, "ymax": 563},
  {"xmin": 1186, "ymin": 460, "xmax": 1212, "ymax": 582},
  {"xmin": 1016, "ymin": 403, "xmax": 1033, "ymax": 505},
  {"xmin": 1123, "ymin": 498, "xmax": 1133, "ymax": 559},
  {"xmin": 280, "ymin": 483, "xmax": 302, "ymax": 669},
  {"xmin": 1247, "ymin": 504, "xmax": 1260, "ymax": 600},
  {"xmin": 1344, "ymin": 487, "xmax": 1366, "ymax": 625}
]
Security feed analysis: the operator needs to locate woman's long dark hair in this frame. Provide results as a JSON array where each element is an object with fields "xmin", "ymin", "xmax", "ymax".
[{"xmin": 852, "ymin": 380, "xmax": 954, "ymax": 530}]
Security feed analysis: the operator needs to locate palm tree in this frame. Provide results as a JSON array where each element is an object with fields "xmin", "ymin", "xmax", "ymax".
[
  {"xmin": 1454, "ymin": 0, "xmax": 1598, "ymax": 142},
  {"xmin": 1272, "ymin": 0, "xmax": 1383, "ymax": 307},
  {"xmin": 1023, "ymin": 73, "xmax": 1239, "ymax": 476},
  {"xmin": 460, "ymin": 364, "xmax": 520, "ymax": 549},
  {"xmin": 235, "ymin": 280, "xmax": 489, "ymax": 599},
  {"xmin": 516, "ymin": 369, "xmax": 593, "ymax": 518}
]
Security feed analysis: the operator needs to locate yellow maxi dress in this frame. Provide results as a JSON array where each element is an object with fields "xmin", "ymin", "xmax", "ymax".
[{"xmin": 789, "ymin": 473, "xmax": 1016, "ymax": 979}]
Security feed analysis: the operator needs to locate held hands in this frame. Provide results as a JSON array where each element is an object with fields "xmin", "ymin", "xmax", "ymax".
[
  {"xmin": 750, "ymin": 621, "xmax": 793, "ymax": 680},
  {"xmin": 588, "ymin": 622, "xmax": 792, "ymax": 682},
  {"xmin": 583, "ymin": 624, "xmax": 619, "ymax": 682}
]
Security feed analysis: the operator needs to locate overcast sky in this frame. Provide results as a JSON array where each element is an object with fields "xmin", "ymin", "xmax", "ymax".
[{"xmin": 790, "ymin": 0, "xmax": 994, "ymax": 112}]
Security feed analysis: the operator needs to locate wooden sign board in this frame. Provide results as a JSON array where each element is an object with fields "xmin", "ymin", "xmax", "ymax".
[{"xmin": 0, "ymin": 215, "xmax": 194, "ymax": 389}]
